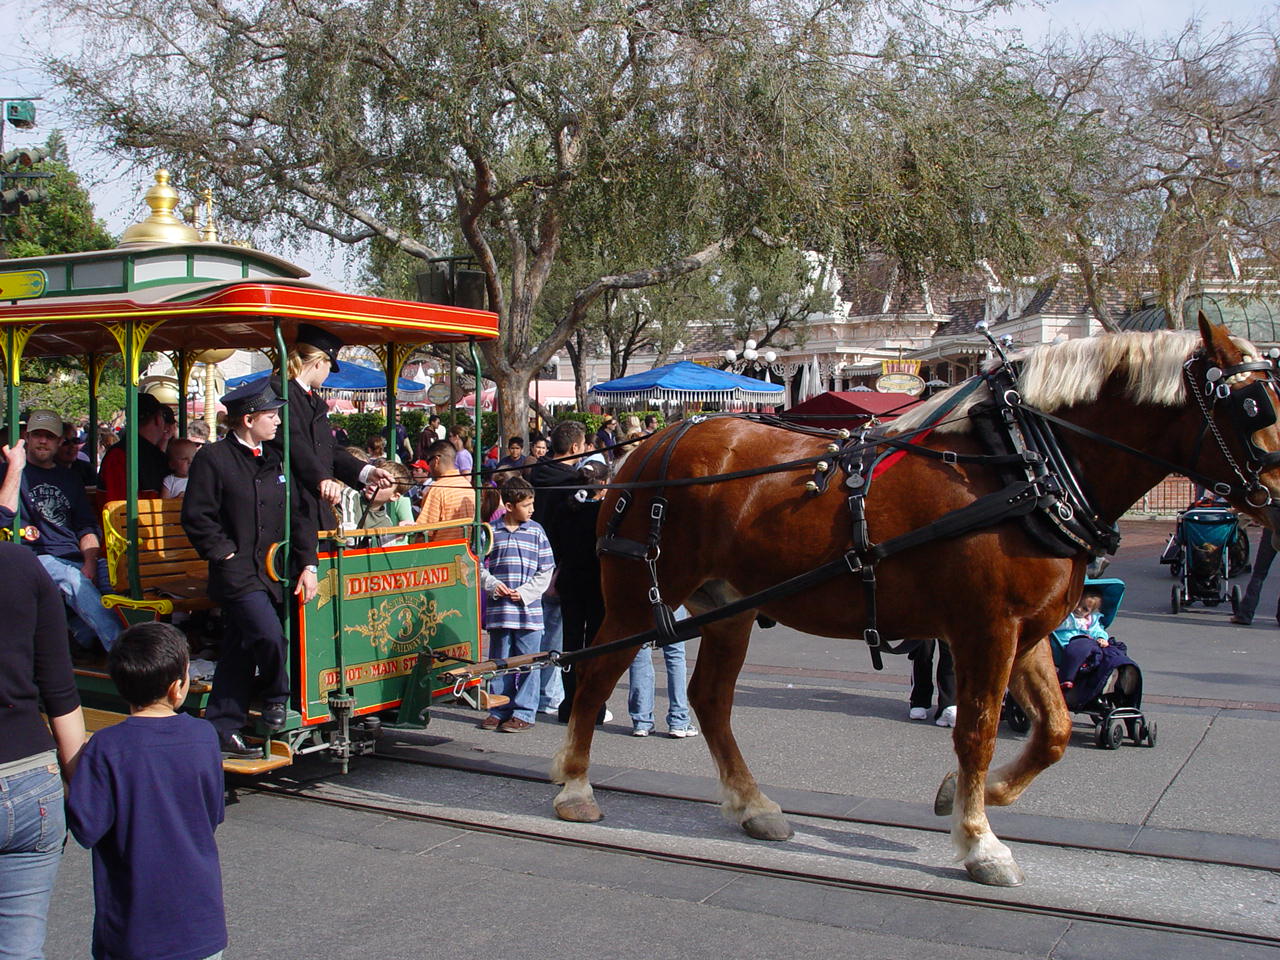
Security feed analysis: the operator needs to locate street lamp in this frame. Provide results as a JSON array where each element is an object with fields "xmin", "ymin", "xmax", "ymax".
[{"xmin": 723, "ymin": 339, "xmax": 778, "ymax": 373}]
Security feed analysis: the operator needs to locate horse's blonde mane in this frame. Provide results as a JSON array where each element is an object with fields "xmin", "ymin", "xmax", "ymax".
[{"xmin": 890, "ymin": 331, "xmax": 1238, "ymax": 436}]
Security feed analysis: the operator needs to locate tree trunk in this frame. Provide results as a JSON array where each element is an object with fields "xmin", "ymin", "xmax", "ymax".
[{"xmin": 487, "ymin": 363, "xmax": 533, "ymax": 450}]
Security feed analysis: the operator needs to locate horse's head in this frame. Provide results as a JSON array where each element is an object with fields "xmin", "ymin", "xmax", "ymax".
[{"xmin": 1192, "ymin": 314, "xmax": 1280, "ymax": 518}]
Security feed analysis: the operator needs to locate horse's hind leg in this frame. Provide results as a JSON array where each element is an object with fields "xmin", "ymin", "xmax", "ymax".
[
  {"xmin": 935, "ymin": 631, "xmax": 1025, "ymax": 886},
  {"xmin": 550, "ymin": 639, "xmax": 638, "ymax": 824},
  {"xmin": 686, "ymin": 607, "xmax": 793, "ymax": 841},
  {"xmin": 985, "ymin": 639, "xmax": 1071, "ymax": 806}
]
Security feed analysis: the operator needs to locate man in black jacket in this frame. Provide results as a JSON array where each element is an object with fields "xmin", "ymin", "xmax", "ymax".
[
  {"xmin": 182, "ymin": 382, "xmax": 313, "ymax": 757},
  {"xmin": 528, "ymin": 420, "xmax": 586, "ymax": 714}
]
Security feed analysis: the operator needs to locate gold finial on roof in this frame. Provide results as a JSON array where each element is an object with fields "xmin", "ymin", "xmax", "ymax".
[
  {"xmin": 199, "ymin": 187, "xmax": 219, "ymax": 243},
  {"xmin": 118, "ymin": 169, "xmax": 200, "ymax": 246}
]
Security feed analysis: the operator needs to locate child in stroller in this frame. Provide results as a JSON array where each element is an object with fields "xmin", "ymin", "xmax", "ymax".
[
  {"xmin": 1048, "ymin": 579, "xmax": 1156, "ymax": 749},
  {"xmin": 1005, "ymin": 578, "xmax": 1157, "ymax": 749}
]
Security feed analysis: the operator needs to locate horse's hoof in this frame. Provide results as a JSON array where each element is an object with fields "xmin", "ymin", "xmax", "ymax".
[
  {"xmin": 555, "ymin": 799, "xmax": 603, "ymax": 823},
  {"xmin": 742, "ymin": 812, "xmax": 794, "ymax": 841},
  {"xmin": 933, "ymin": 772, "xmax": 957, "ymax": 817},
  {"xmin": 966, "ymin": 858, "xmax": 1025, "ymax": 887}
]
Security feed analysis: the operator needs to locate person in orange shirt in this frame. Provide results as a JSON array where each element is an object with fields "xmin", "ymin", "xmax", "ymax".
[{"xmin": 416, "ymin": 440, "xmax": 475, "ymax": 541}]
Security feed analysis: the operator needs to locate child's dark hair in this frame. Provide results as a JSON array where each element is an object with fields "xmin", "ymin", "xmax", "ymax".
[
  {"xmin": 500, "ymin": 477, "xmax": 535, "ymax": 505},
  {"xmin": 108, "ymin": 622, "xmax": 189, "ymax": 708},
  {"xmin": 1081, "ymin": 587, "xmax": 1104, "ymax": 599}
]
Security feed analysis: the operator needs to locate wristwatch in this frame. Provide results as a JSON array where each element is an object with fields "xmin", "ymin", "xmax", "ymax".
[{"xmin": 304, "ymin": 564, "xmax": 318, "ymax": 574}]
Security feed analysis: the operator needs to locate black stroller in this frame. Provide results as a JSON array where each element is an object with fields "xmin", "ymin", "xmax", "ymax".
[
  {"xmin": 1160, "ymin": 500, "xmax": 1249, "ymax": 615},
  {"xmin": 1004, "ymin": 578, "xmax": 1155, "ymax": 749}
]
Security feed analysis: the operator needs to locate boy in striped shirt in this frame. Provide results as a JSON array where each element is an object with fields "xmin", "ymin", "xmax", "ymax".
[{"xmin": 477, "ymin": 478, "xmax": 555, "ymax": 732}]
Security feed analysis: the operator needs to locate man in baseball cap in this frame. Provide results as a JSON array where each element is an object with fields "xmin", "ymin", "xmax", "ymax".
[{"xmin": 3, "ymin": 407, "xmax": 121, "ymax": 651}]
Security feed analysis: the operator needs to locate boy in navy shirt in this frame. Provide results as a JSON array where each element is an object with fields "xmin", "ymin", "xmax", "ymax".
[{"xmin": 68, "ymin": 623, "xmax": 228, "ymax": 960}]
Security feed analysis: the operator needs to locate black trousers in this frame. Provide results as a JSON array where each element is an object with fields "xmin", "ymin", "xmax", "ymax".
[
  {"xmin": 909, "ymin": 638, "xmax": 955, "ymax": 717},
  {"xmin": 205, "ymin": 590, "xmax": 289, "ymax": 736},
  {"xmin": 557, "ymin": 590, "xmax": 607, "ymax": 724}
]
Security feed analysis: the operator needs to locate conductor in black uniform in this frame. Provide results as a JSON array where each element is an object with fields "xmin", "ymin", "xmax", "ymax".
[
  {"xmin": 269, "ymin": 324, "xmax": 394, "ymax": 560},
  {"xmin": 182, "ymin": 381, "xmax": 316, "ymax": 758}
]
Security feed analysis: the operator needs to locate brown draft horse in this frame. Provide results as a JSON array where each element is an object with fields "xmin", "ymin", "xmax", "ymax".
[{"xmin": 551, "ymin": 318, "xmax": 1280, "ymax": 886}]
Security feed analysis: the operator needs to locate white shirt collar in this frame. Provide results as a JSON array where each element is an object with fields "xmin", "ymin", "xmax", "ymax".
[{"xmin": 231, "ymin": 431, "xmax": 263, "ymax": 455}]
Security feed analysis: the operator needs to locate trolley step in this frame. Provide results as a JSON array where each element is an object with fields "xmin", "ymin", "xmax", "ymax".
[{"xmin": 222, "ymin": 739, "xmax": 293, "ymax": 775}]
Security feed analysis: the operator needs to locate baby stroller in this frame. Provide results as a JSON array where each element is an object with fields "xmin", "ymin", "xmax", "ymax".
[
  {"xmin": 1160, "ymin": 500, "xmax": 1248, "ymax": 615},
  {"xmin": 1004, "ymin": 578, "xmax": 1155, "ymax": 749}
]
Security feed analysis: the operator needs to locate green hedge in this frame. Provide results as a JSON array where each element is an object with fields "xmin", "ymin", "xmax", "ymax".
[
  {"xmin": 556, "ymin": 409, "xmax": 665, "ymax": 436},
  {"xmin": 329, "ymin": 408, "xmax": 498, "ymax": 452}
]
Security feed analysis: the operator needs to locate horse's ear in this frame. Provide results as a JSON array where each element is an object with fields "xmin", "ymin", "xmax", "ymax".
[{"xmin": 1198, "ymin": 312, "xmax": 1243, "ymax": 365}]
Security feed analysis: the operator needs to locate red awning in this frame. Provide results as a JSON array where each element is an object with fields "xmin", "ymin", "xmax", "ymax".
[{"xmin": 784, "ymin": 391, "xmax": 922, "ymax": 428}]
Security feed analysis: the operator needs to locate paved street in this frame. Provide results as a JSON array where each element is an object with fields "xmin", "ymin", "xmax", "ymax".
[{"xmin": 43, "ymin": 518, "xmax": 1280, "ymax": 958}]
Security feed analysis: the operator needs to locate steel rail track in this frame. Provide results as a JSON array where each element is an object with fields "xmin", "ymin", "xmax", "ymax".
[
  {"xmin": 363, "ymin": 745, "xmax": 1277, "ymax": 875},
  {"xmin": 237, "ymin": 763, "xmax": 1280, "ymax": 950}
]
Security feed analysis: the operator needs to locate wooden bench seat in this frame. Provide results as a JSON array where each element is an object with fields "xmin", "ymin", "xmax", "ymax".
[{"xmin": 101, "ymin": 499, "xmax": 215, "ymax": 621}]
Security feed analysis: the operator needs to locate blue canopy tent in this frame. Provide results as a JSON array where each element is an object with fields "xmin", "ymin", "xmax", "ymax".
[
  {"xmin": 225, "ymin": 361, "xmax": 424, "ymax": 397},
  {"xmin": 588, "ymin": 361, "xmax": 784, "ymax": 405}
]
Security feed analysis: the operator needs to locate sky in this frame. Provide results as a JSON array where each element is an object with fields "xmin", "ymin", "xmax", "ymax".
[{"xmin": 1, "ymin": 0, "xmax": 1274, "ymax": 288}]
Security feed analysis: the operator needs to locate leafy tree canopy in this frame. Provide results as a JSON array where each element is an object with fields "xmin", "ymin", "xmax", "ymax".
[{"xmin": 49, "ymin": 0, "xmax": 1098, "ymax": 434}]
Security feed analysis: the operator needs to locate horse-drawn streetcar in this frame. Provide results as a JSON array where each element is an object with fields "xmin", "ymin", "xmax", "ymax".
[{"xmin": 0, "ymin": 172, "xmax": 498, "ymax": 773}]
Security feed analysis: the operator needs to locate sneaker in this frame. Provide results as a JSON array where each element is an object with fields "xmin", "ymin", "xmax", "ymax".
[
  {"xmin": 668, "ymin": 727, "xmax": 699, "ymax": 739},
  {"xmin": 631, "ymin": 727, "xmax": 651, "ymax": 737},
  {"xmin": 603, "ymin": 709, "xmax": 614, "ymax": 723},
  {"xmin": 477, "ymin": 715, "xmax": 503, "ymax": 730},
  {"xmin": 540, "ymin": 704, "xmax": 561, "ymax": 715},
  {"xmin": 908, "ymin": 706, "xmax": 929, "ymax": 721},
  {"xmin": 936, "ymin": 705, "xmax": 957, "ymax": 728},
  {"xmin": 497, "ymin": 717, "xmax": 534, "ymax": 732}
]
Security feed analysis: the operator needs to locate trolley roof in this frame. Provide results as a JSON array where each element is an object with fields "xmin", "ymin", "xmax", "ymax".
[{"xmin": 0, "ymin": 242, "xmax": 498, "ymax": 357}]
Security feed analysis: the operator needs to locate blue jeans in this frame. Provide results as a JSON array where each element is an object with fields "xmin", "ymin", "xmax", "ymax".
[
  {"xmin": 36, "ymin": 554, "xmax": 120, "ymax": 651},
  {"xmin": 538, "ymin": 596, "xmax": 564, "ymax": 711},
  {"xmin": 488, "ymin": 629, "xmax": 544, "ymax": 723},
  {"xmin": 0, "ymin": 763, "xmax": 65, "ymax": 960},
  {"xmin": 628, "ymin": 642, "xmax": 691, "ymax": 732}
]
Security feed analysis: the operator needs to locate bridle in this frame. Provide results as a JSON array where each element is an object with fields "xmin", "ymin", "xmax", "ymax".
[{"xmin": 1183, "ymin": 350, "xmax": 1280, "ymax": 508}]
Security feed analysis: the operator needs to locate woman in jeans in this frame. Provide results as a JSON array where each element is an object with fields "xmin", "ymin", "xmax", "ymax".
[{"xmin": 0, "ymin": 542, "xmax": 86, "ymax": 960}]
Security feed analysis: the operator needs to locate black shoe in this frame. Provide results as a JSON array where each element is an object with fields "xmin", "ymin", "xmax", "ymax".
[
  {"xmin": 219, "ymin": 733, "xmax": 260, "ymax": 759},
  {"xmin": 261, "ymin": 702, "xmax": 287, "ymax": 731}
]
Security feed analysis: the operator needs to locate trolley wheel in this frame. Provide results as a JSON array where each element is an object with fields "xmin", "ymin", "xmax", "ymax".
[
  {"xmin": 1093, "ymin": 723, "xmax": 1107, "ymax": 748},
  {"xmin": 1006, "ymin": 700, "xmax": 1031, "ymax": 734},
  {"xmin": 1170, "ymin": 558, "xmax": 1182, "ymax": 579},
  {"xmin": 1105, "ymin": 718, "xmax": 1126, "ymax": 750},
  {"xmin": 1230, "ymin": 584, "xmax": 1242, "ymax": 617},
  {"xmin": 1142, "ymin": 719, "xmax": 1158, "ymax": 748},
  {"xmin": 1170, "ymin": 586, "xmax": 1181, "ymax": 615}
]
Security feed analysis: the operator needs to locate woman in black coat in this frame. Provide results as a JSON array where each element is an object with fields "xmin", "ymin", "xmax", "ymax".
[{"xmin": 267, "ymin": 324, "xmax": 392, "ymax": 571}]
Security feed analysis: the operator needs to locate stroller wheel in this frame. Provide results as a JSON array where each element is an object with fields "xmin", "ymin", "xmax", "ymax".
[
  {"xmin": 1142, "ymin": 718, "xmax": 1158, "ymax": 748},
  {"xmin": 1170, "ymin": 585, "xmax": 1181, "ymax": 615},
  {"xmin": 1105, "ymin": 718, "xmax": 1126, "ymax": 750}
]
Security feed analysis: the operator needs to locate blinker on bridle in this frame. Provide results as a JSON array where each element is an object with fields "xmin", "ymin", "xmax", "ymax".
[{"xmin": 1190, "ymin": 347, "xmax": 1280, "ymax": 507}]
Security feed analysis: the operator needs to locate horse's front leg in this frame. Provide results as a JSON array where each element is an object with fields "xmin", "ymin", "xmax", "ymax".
[
  {"xmin": 550, "ymin": 642, "xmax": 637, "ymax": 824},
  {"xmin": 684, "ymin": 606, "xmax": 793, "ymax": 841},
  {"xmin": 985, "ymin": 638, "xmax": 1072, "ymax": 805},
  {"xmin": 933, "ymin": 631, "xmax": 1024, "ymax": 886}
]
